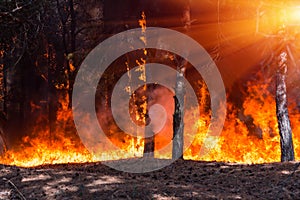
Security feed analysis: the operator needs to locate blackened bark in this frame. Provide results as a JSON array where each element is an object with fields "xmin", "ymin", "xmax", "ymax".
[
  {"xmin": 143, "ymin": 86, "xmax": 155, "ymax": 158},
  {"xmin": 0, "ymin": 112, "xmax": 7, "ymax": 155},
  {"xmin": 47, "ymin": 45, "xmax": 57, "ymax": 145},
  {"xmin": 0, "ymin": 134, "xmax": 6, "ymax": 155},
  {"xmin": 276, "ymin": 51, "xmax": 295, "ymax": 162},
  {"xmin": 3, "ymin": 63, "xmax": 7, "ymax": 115},
  {"xmin": 172, "ymin": 0, "xmax": 189, "ymax": 159},
  {"xmin": 69, "ymin": 0, "xmax": 76, "ymax": 53},
  {"xmin": 56, "ymin": 0, "xmax": 68, "ymax": 55},
  {"xmin": 143, "ymin": 125, "xmax": 155, "ymax": 157},
  {"xmin": 172, "ymin": 71, "xmax": 185, "ymax": 159},
  {"xmin": 68, "ymin": 0, "xmax": 76, "ymax": 108}
]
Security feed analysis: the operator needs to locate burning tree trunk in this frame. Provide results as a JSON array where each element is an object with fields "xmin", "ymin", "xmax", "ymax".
[
  {"xmin": 56, "ymin": 0, "xmax": 77, "ymax": 108},
  {"xmin": 172, "ymin": 69, "xmax": 185, "ymax": 160},
  {"xmin": 276, "ymin": 51, "xmax": 295, "ymax": 162}
]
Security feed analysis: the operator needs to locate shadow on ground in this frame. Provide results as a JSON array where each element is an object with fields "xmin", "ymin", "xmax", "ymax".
[{"xmin": 1, "ymin": 159, "xmax": 300, "ymax": 199}]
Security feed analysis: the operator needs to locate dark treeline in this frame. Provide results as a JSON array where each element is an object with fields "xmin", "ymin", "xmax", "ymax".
[{"xmin": 0, "ymin": 0, "xmax": 188, "ymax": 149}]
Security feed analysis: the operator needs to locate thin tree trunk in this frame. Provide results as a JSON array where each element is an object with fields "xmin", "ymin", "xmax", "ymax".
[
  {"xmin": 3, "ymin": 64, "xmax": 7, "ymax": 115},
  {"xmin": 276, "ymin": 50, "xmax": 295, "ymax": 162},
  {"xmin": 0, "ymin": 57, "xmax": 8, "ymax": 153},
  {"xmin": 0, "ymin": 110, "xmax": 7, "ymax": 154},
  {"xmin": 69, "ymin": 0, "xmax": 76, "ymax": 53},
  {"xmin": 47, "ymin": 45, "xmax": 56, "ymax": 145},
  {"xmin": 172, "ymin": 70, "xmax": 185, "ymax": 160},
  {"xmin": 0, "ymin": 133, "xmax": 6, "ymax": 155},
  {"xmin": 68, "ymin": 0, "xmax": 76, "ymax": 108},
  {"xmin": 143, "ymin": 127, "xmax": 155, "ymax": 157},
  {"xmin": 56, "ymin": 0, "xmax": 68, "ymax": 55},
  {"xmin": 143, "ymin": 85, "xmax": 155, "ymax": 157},
  {"xmin": 172, "ymin": 0, "xmax": 190, "ymax": 159}
]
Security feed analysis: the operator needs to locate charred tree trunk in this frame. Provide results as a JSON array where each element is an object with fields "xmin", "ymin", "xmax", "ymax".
[
  {"xmin": 172, "ymin": 1, "xmax": 190, "ymax": 159},
  {"xmin": 3, "ymin": 63, "xmax": 7, "ymax": 115},
  {"xmin": 0, "ymin": 136, "xmax": 6, "ymax": 155},
  {"xmin": 0, "ymin": 50, "xmax": 7, "ymax": 153},
  {"xmin": 47, "ymin": 44, "xmax": 58, "ymax": 145},
  {"xmin": 68, "ymin": 0, "xmax": 76, "ymax": 108},
  {"xmin": 69, "ymin": 0, "xmax": 76, "ymax": 53},
  {"xmin": 172, "ymin": 70, "xmax": 185, "ymax": 159},
  {"xmin": 0, "ymin": 112, "xmax": 7, "ymax": 155},
  {"xmin": 276, "ymin": 51, "xmax": 295, "ymax": 162},
  {"xmin": 143, "ymin": 85, "xmax": 155, "ymax": 157},
  {"xmin": 56, "ymin": 0, "xmax": 77, "ymax": 109},
  {"xmin": 143, "ymin": 124, "xmax": 155, "ymax": 157}
]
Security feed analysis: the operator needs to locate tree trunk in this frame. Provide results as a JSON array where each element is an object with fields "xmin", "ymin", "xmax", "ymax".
[
  {"xmin": 172, "ymin": 0, "xmax": 190, "ymax": 159},
  {"xmin": 276, "ymin": 51, "xmax": 295, "ymax": 162},
  {"xmin": 143, "ymin": 125, "xmax": 155, "ymax": 157},
  {"xmin": 0, "ymin": 112, "xmax": 7, "ymax": 155},
  {"xmin": 0, "ymin": 134, "xmax": 6, "ymax": 155},
  {"xmin": 68, "ymin": 0, "xmax": 76, "ymax": 108},
  {"xmin": 143, "ymin": 85, "xmax": 155, "ymax": 157},
  {"xmin": 69, "ymin": 0, "xmax": 76, "ymax": 53},
  {"xmin": 172, "ymin": 71, "xmax": 185, "ymax": 159},
  {"xmin": 3, "ymin": 63, "xmax": 7, "ymax": 115},
  {"xmin": 47, "ymin": 44, "xmax": 57, "ymax": 145}
]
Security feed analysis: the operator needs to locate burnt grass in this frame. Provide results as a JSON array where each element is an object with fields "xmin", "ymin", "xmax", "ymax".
[{"xmin": 1, "ymin": 159, "xmax": 300, "ymax": 200}]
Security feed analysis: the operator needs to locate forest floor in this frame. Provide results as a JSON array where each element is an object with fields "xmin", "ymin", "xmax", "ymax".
[{"xmin": 0, "ymin": 159, "xmax": 300, "ymax": 200}]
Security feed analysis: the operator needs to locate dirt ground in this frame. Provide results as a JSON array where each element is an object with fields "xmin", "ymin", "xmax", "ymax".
[{"xmin": 0, "ymin": 159, "xmax": 300, "ymax": 200}]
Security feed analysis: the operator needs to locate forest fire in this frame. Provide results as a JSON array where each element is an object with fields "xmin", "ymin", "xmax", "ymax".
[
  {"xmin": 0, "ymin": 71, "xmax": 299, "ymax": 167},
  {"xmin": 0, "ymin": 0, "xmax": 300, "ymax": 169},
  {"xmin": 185, "ymin": 77, "xmax": 300, "ymax": 163}
]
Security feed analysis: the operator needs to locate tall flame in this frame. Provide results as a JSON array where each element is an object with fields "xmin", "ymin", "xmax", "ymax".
[{"xmin": 184, "ymin": 75, "xmax": 299, "ymax": 163}]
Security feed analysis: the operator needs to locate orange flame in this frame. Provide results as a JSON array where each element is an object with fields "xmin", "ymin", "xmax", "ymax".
[
  {"xmin": 0, "ymin": 73, "xmax": 299, "ymax": 167},
  {"xmin": 184, "ymin": 76, "xmax": 300, "ymax": 163}
]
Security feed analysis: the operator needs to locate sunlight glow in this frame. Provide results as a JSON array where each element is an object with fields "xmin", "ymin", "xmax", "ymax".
[
  {"xmin": 256, "ymin": 3, "xmax": 300, "ymax": 36},
  {"xmin": 287, "ymin": 6, "xmax": 300, "ymax": 26}
]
